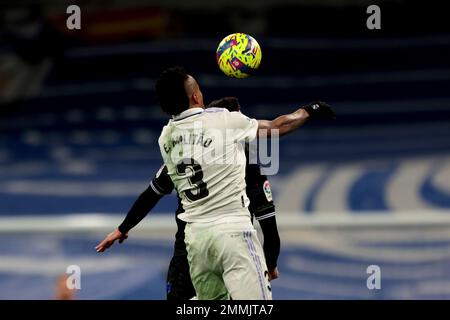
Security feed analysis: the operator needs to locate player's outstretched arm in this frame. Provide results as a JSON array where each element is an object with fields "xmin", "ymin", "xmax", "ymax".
[
  {"xmin": 95, "ymin": 229, "xmax": 128, "ymax": 253},
  {"xmin": 95, "ymin": 186, "xmax": 164, "ymax": 252},
  {"xmin": 257, "ymin": 108, "xmax": 309, "ymax": 137},
  {"xmin": 257, "ymin": 101, "xmax": 335, "ymax": 137}
]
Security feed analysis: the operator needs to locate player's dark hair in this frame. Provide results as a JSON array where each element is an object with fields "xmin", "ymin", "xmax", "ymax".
[
  {"xmin": 155, "ymin": 66, "xmax": 190, "ymax": 116},
  {"xmin": 207, "ymin": 97, "xmax": 240, "ymax": 112}
]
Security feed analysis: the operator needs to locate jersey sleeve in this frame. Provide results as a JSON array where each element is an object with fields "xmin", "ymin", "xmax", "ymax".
[
  {"xmin": 258, "ymin": 215, "xmax": 280, "ymax": 270},
  {"xmin": 225, "ymin": 111, "xmax": 258, "ymax": 142},
  {"xmin": 118, "ymin": 165, "xmax": 173, "ymax": 234},
  {"xmin": 246, "ymin": 175, "xmax": 279, "ymax": 269},
  {"xmin": 118, "ymin": 184, "xmax": 162, "ymax": 234},
  {"xmin": 150, "ymin": 165, "xmax": 174, "ymax": 195},
  {"xmin": 247, "ymin": 177, "xmax": 276, "ymax": 220}
]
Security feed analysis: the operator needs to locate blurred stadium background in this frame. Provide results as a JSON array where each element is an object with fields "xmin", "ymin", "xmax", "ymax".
[{"xmin": 1, "ymin": 0, "xmax": 450, "ymax": 299}]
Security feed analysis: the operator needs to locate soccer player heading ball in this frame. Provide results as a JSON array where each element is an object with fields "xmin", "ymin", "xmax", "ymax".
[
  {"xmin": 96, "ymin": 66, "xmax": 335, "ymax": 300},
  {"xmin": 153, "ymin": 67, "xmax": 335, "ymax": 299}
]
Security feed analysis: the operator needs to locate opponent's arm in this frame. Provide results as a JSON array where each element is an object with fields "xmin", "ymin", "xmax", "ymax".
[
  {"xmin": 257, "ymin": 101, "xmax": 335, "ymax": 137},
  {"xmin": 96, "ymin": 166, "xmax": 174, "ymax": 253},
  {"xmin": 95, "ymin": 185, "xmax": 163, "ymax": 252},
  {"xmin": 257, "ymin": 215, "xmax": 281, "ymax": 280},
  {"xmin": 258, "ymin": 216, "xmax": 280, "ymax": 280},
  {"xmin": 118, "ymin": 186, "xmax": 163, "ymax": 234}
]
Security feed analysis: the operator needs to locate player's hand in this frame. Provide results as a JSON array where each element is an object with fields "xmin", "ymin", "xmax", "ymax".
[
  {"xmin": 95, "ymin": 229, "xmax": 128, "ymax": 253},
  {"xmin": 268, "ymin": 267, "xmax": 279, "ymax": 281},
  {"xmin": 301, "ymin": 101, "xmax": 336, "ymax": 120}
]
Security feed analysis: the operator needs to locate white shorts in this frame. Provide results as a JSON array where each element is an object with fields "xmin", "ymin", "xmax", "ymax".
[{"xmin": 184, "ymin": 216, "xmax": 272, "ymax": 300}]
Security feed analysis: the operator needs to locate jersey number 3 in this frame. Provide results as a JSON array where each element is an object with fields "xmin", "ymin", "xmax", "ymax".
[{"xmin": 176, "ymin": 158, "xmax": 209, "ymax": 201}]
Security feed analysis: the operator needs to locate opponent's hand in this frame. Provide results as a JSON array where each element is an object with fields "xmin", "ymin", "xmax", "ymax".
[
  {"xmin": 95, "ymin": 229, "xmax": 128, "ymax": 253},
  {"xmin": 268, "ymin": 267, "xmax": 279, "ymax": 281},
  {"xmin": 301, "ymin": 101, "xmax": 336, "ymax": 120}
]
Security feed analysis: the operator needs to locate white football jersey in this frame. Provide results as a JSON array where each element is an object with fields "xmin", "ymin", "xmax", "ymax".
[{"xmin": 158, "ymin": 107, "xmax": 258, "ymax": 222}]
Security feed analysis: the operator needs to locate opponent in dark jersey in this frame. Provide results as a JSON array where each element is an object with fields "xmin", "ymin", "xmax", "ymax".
[
  {"xmin": 96, "ymin": 97, "xmax": 280, "ymax": 300},
  {"xmin": 96, "ymin": 97, "xmax": 335, "ymax": 299}
]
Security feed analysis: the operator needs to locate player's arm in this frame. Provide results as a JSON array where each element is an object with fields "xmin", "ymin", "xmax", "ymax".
[
  {"xmin": 95, "ymin": 186, "xmax": 162, "ymax": 252},
  {"xmin": 257, "ymin": 101, "xmax": 335, "ymax": 137},
  {"xmin": 257, "ymin": 215, "xmax": 281, "ymax": 280},
  {"xmin": 247, "ymin": 176, "xmax": 280, "ymax": 280},
  {"xmin": 95, "ymin": 166, "xmax": 174, "ymax": 253}
]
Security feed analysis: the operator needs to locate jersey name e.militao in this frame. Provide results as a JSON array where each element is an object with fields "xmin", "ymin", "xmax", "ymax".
[{"xmin": 158, "ymin": 107, "xmax": 258, "ymax": 223}]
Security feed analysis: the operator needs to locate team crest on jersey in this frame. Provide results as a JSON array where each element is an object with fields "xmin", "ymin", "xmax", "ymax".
[{"xmin": 263, "ymin": 180, "xmax": 273, "ymax": 202}]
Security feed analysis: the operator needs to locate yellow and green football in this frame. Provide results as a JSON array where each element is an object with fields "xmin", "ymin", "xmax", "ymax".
[{"xmin": 216, "ymin": 33, "xmax": 262, "ymax": 78}]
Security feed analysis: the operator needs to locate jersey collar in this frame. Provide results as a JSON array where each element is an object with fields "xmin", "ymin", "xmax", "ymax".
[{"xmin": 172, "ymin": 107, "xmax": 204, "ymax": 121}]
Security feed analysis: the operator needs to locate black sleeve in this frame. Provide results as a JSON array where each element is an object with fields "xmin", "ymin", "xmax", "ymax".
[
  {"xmin": 257, "ymin": 215, "xmax": 281, "ymax": 270},
  {"xmin": 118, "ymin": 165, "xmax": 174, "ymax": 234},
  {"xmin": 118, "ymin": 186, "xmax": 162, "ymax": 234},
  {"xmin": 150, "ymin": 165, "xmax": 175, "ymax": 196}
]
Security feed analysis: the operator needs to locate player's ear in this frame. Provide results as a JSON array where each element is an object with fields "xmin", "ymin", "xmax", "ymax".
[{"xmin": 192, "ymin": 93, "xmax": 201, "ymax": 105}]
